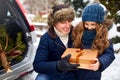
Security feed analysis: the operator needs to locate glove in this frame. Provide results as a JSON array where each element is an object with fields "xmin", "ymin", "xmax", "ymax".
[{"xmin": 57, "ymin": 54, "xmax": 80, "ymax": 72}]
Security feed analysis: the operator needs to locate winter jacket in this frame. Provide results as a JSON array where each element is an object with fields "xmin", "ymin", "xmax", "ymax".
[
  {"xmin": 33, "ymin": 27, "xmax": 77, "ymax": 80},
  {"xmin": 75, "ymin": 29, "xmax": 115, "ymax": 80}
]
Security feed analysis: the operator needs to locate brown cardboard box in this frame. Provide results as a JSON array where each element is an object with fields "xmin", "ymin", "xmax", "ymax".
[{"xmin": 61, "ymin": 48, "xmax": 98, "ymax": 70}]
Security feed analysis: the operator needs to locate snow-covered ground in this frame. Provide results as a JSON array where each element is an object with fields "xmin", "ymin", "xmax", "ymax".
[{"xmin": 101, "ymin": 51, "xmax": 120, "ymax": 80}]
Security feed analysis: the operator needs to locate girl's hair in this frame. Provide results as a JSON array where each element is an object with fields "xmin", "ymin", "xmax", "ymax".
[
  {"xmin": 72, "ymin": 21, "xmax": 109, "ymax": 56},
  {"xmin": 47, "ymin": 4, "xmax": 75, "ymax": 27}
]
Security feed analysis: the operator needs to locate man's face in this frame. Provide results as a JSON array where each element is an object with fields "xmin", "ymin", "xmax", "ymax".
[{"xmin": 55, "ymin": 20, "xmax": 72, "ymax": 35}]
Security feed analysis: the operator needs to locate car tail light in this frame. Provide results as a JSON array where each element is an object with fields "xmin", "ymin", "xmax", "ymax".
[{"xmin": 16, "ymin": 0, "xmax": 35, "ymax": 31}]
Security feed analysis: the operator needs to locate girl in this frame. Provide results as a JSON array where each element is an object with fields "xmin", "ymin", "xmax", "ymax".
[{"xmin": 72, "ymin": 3, "xmax": 115, "ymax": 80}]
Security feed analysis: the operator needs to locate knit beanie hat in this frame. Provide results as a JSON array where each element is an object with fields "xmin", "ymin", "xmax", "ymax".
[{"xmin": 82, "ymin": 3, "xmax": 105, "ymax": 23}]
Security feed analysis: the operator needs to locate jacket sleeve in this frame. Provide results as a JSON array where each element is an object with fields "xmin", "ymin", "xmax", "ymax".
[
  {"xmin": 33, "ymin": 34, "xmax": 58, "ymax": 74},
  {"xmin": 98, "ymin": 41, "xmax": 115, "ymax": 72}
]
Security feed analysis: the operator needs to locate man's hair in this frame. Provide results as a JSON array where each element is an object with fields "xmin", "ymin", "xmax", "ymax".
[{"xmin": 47, "ymin": 4, "xmax": 75, "ymax": 27}]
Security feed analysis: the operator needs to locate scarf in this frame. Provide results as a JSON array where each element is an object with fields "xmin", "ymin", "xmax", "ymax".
[{"xmin": 82, "ymin": 29, "xmax": 96, "ymax": 48}]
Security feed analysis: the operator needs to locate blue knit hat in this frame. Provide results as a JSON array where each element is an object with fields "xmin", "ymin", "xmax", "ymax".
[{"xmin": 82, "ymin": 3, "xmax": 105, "ymax": 23}]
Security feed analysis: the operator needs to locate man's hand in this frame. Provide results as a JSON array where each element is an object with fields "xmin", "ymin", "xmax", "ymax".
[{"xmin": 57, "ymin": 54, "xmax": 80, "ymax": 72}]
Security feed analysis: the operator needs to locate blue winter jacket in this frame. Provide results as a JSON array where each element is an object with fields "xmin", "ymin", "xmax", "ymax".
[
  {"xmin": 75, "ymin": 29, "xmax": 115, "ymax": 80},
  {"xmin": 33, "ymin": 27, "xmax": 115, "ymax": 80},
  {"xmin": 33, "ymin": 27, "xmax": 77, "ymax": 80}
]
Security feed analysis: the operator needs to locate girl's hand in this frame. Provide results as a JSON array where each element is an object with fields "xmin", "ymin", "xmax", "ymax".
[{"xmin": 88, "ymin": 58, "xmax": 100, "ymax": 71}]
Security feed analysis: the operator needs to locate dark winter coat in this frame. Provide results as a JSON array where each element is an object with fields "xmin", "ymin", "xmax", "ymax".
[
  {"xmin": 75, "ymin": 29, "xmax": 115, "ymax": 80},
  {"xmin": 33, "ymin": 27, "xmax": 77, "ymax": 80},
  {"xmin": 33, "ymin": 26, "xmax": 115, "ymax": 80}
]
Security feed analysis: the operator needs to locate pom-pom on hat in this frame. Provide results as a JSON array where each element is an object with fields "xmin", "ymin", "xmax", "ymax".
[{"xmin": 82, "ymin": 3, "xmax": 105, "ymax": 23}]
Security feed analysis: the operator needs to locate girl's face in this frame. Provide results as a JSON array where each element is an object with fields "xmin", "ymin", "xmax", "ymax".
[
  {"xmin": 55, "ymin": 20, "xmax": 72, "ymax": 35},
  {"xmin": 84, "ymin": 21, "xmax": 97, "ymax": 30}
]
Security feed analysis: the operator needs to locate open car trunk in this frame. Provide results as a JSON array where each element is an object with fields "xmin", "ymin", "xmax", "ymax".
[
  {"xmin": 0, "ymin": 0, "xmax": 28, "ymax": 72},
  {"xmin": 0, "ymin": 12, "xmax": 28, "ymax": 72},
  {"xmin": 0, "ymin": 0, "xmax": 37, "ymax": 79}
]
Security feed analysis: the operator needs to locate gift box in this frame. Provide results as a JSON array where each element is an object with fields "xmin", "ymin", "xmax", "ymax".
[{"xmin": 61, "ymin": 48, "xmax": 98, "ymax": 70}]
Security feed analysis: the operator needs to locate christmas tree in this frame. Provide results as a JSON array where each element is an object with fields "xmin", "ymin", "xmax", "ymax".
[
  {"xmin": 100, "ymin": 0, "xmax": 120, "ymax": 23},
  {"xmin": 0, "ymin": 24, "xmax": 26, "ymax": 73}
]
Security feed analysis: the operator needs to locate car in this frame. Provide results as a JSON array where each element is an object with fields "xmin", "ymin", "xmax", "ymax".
[{"xmin": 0, "ymin": 0, "xmax": 38, "ymax": 80}]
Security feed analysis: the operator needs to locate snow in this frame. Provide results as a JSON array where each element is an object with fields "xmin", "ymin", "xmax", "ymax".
[
  {"xmin": 32, "ymin": 22, "xmax": 47, "ymax": 26},
  {"xmin": 114, "ymin": 43, "xmax": 120, "ymax": 51},
  {"xmin": 72, "ymin": 18, "xmax": 81, "ymax": 26},
  {"xmin": 35, "ymin": 29, "xmax": 47, "ymax": 36},
  {"xmin": 108, "ymin": 23, "xmax": 120, "ymax": 39},
  {"xmin": 101, "ymin": 52, "xmax": 120, "ymax": 80}
]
